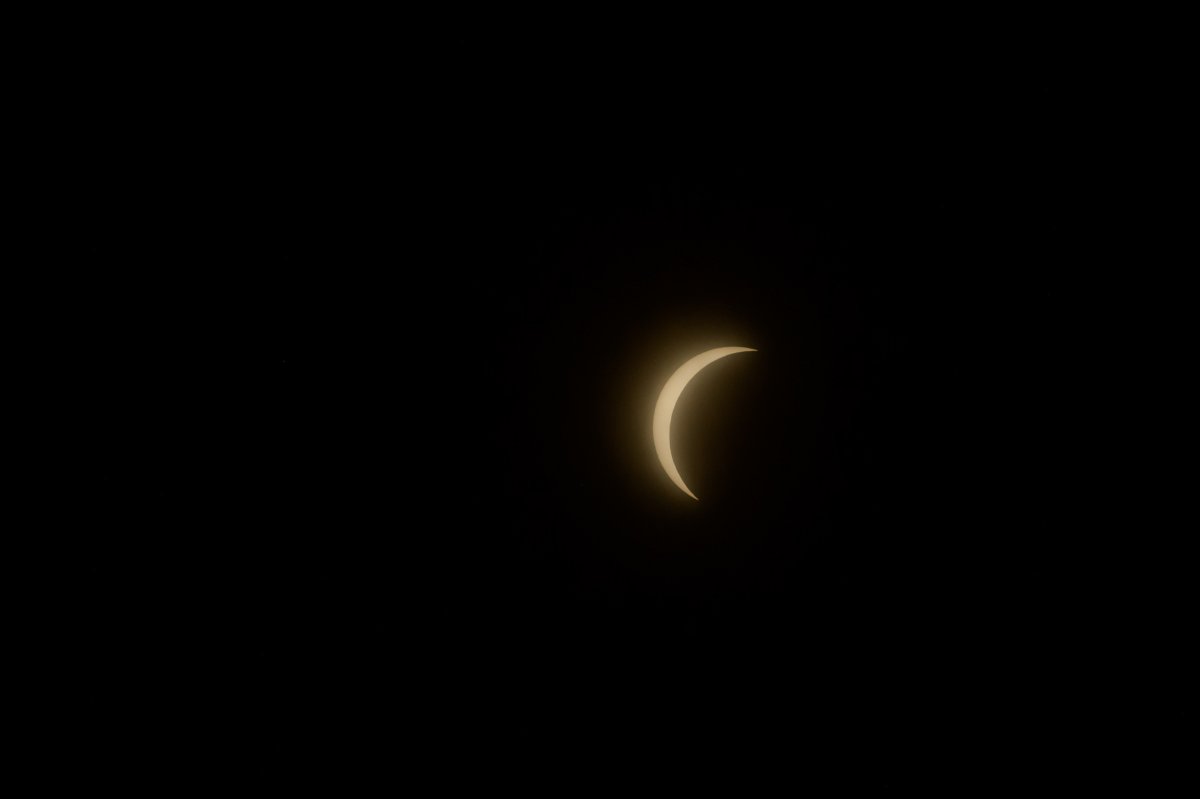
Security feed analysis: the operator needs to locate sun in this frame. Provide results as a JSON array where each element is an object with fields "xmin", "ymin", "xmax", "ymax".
[{"xmin": 652, "ymin": 346, "xmax": 756, "ymax": 499}]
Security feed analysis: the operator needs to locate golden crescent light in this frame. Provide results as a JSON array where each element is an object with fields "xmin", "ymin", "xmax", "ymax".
[{"xmin": 652, "ymin": 346, "xmax": 756, "ymax": 500}]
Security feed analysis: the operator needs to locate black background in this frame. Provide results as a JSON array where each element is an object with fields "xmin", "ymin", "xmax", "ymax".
[{"xmin": 69, "ymin": 35, "xmax": 1190, "ymax": 788}]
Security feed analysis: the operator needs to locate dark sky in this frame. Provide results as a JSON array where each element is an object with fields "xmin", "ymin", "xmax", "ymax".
[{"xmin": 73, "ymin": 45, "xmax": 1188, "ymax": 787}]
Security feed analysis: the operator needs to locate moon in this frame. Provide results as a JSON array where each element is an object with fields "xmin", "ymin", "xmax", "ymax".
[{"xmin": 653, "ymin": 346, "xmax": 757, "ymax": 500}]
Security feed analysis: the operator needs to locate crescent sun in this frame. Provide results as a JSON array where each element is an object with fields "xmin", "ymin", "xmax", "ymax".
[{"xmin": 653, "ymin": 346, "xmax": 757, "ymax": 500}]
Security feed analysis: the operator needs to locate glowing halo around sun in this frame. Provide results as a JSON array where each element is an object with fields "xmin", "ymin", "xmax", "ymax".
[{"xmin": 652, "ymin": 346, "xmax": 756, "ymax": 500}]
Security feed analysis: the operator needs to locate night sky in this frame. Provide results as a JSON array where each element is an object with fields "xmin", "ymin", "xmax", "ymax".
[{"xmin": 72, "ymin": 45, "xmax": 1188, "ymax": 787}]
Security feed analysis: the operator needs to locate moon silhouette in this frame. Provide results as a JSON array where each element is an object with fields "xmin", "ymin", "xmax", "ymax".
[{"xmin": 653, "ymin": 346, "xmax": 757, "ymax": 500}]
